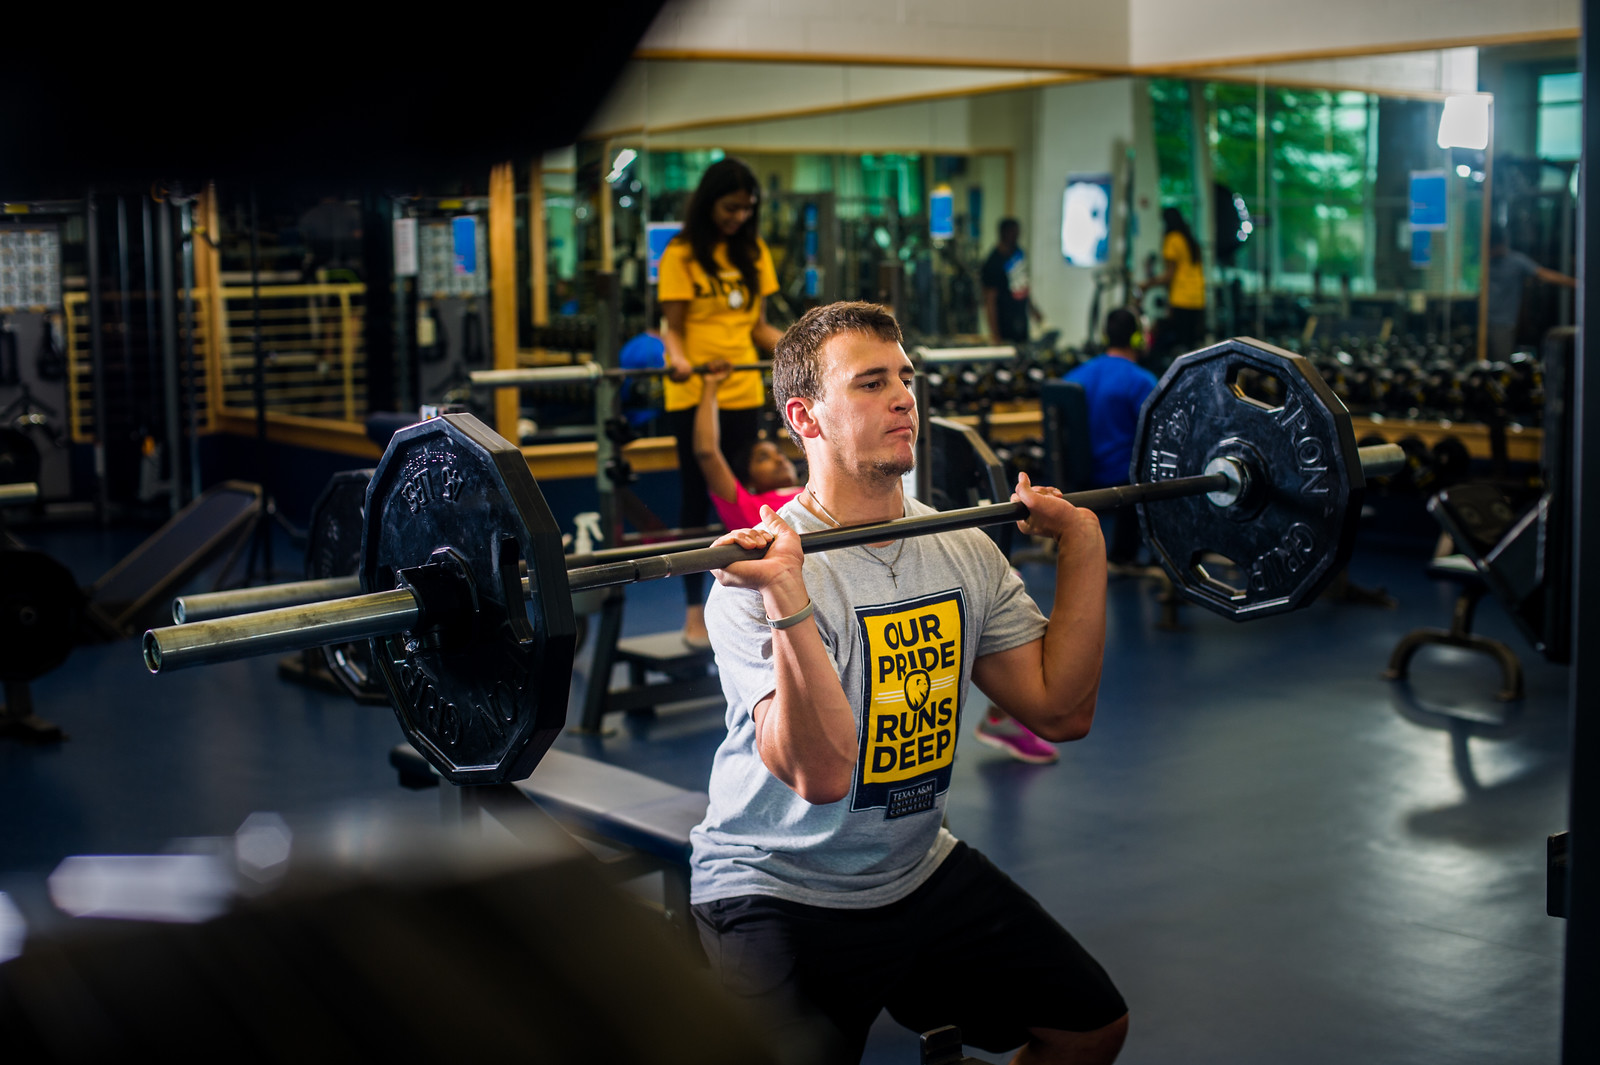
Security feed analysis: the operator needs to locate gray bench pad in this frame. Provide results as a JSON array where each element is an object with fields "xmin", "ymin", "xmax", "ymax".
[{"xmin": 390, "ymin": 744, "xmax": 707, "ymax": 866}]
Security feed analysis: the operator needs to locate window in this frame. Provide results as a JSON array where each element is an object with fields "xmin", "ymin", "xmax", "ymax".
[{"xmin": 1537, "ymin": 72, "xmax": 1582, "ymax": 161}]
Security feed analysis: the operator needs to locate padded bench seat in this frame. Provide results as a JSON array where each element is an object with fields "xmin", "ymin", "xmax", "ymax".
[{"xmin": 389, "ymin": 743, "xmax": 708, "ymax": 868}]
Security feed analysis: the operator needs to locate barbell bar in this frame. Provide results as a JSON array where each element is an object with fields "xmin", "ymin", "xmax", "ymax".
[
  {"xmin": 143, "ymin": 443, "xmax": 1400, "ymax": 676},
  {"xmin": 169, "ymin": 430, "xmax": 1393, "ymax": 629},
  {"xmin": 0, "ymin": 482, "xmax": 40, "ymax": 506},
  {"xmin": 470, "ymin": 361, "xmax": 771, "ymax": 390},
  {"xmin": 171, "ymin": 532, "xmax": 741, "ymax": 624}
]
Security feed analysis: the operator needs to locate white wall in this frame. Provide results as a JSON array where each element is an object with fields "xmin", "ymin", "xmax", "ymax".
[
  {"xmin": 587, "ymin": 60, "xmax": 1074, "ymax": 139},
  {"xmin": 1027, "ymin": 79, "xmax": 1159, "ymax": 346},
  {"xmin": 1187, "ymin": 48, "xmax": 1479, "ymax": 97},
  {"xmin": 639, "ymin": 0, "xmax": 1131, "ymax": 70},
  {"xmin": 1128, "ymin": 0, "xmax": 1576, "ymax": 68},
  {"xmin": 638, "ymin": 0, "xmax": 1577, "ymax": 72},
  {"xmin": 628, "ymin": 95, "xmax": 980, "ymax": 152}
]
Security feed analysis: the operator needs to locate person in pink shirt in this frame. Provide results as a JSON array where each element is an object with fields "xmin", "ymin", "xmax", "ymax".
[{"xmin": 694, "ymin": 363, "xmax": 803, "ymax": 533}]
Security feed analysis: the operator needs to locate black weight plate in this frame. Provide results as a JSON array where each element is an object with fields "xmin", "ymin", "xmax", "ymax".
[
  {"xmin": 1133, "ymin": 338, "xmax": 1363, "ymax": 620},
  {"xmin": 0, "ymin": 550, "xmax": 82, "ymax": 682},
  {"xmin": 0, "ymin": 427, "xmax": 42, "ymax": 486},
  {"xmin": 1430, "ymin": 437, "xmax": 1473, "ymax": 487},
  {"xmin": 1395, "ymin": 436, "xmax": 1436, "ymax": 495},
  {"xmin": 305, "ymin": 469, "xmax": 386, "ymax": 703},
  {"xmin": 361, "ymin": 414, "xmax": 575, "ymax": 786}
]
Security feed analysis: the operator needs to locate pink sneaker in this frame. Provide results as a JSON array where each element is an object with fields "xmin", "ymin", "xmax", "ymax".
[{"xmin": 973, "ymin": 709, "xmax": 1059, "ymax": 764}]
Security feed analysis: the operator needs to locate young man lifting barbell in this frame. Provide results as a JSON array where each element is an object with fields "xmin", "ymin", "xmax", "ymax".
[{"xmin": 691, "ymin": 301, "xmax": 1127, "ymax": 1065}]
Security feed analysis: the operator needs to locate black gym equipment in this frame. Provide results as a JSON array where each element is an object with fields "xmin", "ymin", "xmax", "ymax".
[
  {"xmin": 0, "ymin": 546, "xmax": 83, "ymax": 742},
  {"xmin": 6, "ymin": 471, "xmax": 270, "ymax": 663},
  {"xmin": 276, "ymin": 469, "xmax": 388, "ymax": 704},
  {"xmin": 927, "ymin": 417, "xmax": 1014, "ymax": 556},
  {"xmin": 0, "ymin": 481, "xmax": 39, "ymax": 509},
  {"xmin": 1038, "ymin": 379, "xmax": 1095, "ymax": 494},
  {"xmin": 85, "ymin": 481, "xmax": 265, "ymax": 639},
  {"xmin": 0, "ymin": 426, "xmax": 42, "ymax": 488},
  {"xmin": 144, "ymin": 338, "xmax": 1403, "ymax": 787},
  {"xmin": 1133, "ymin": 339, "xmax": 1370, "ymax": 618}
]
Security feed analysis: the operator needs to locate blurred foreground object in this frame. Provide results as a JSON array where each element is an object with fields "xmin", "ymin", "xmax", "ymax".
[{"xmin": 0, "ymin": 808, "xmax": 776, "ymax": 1064}]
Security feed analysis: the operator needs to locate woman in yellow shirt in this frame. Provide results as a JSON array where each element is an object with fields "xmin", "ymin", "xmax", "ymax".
[
  {"xmin": 658, "ymin": 157, "xmax": 782, "ymax": 647},
  {"xmin": 1143, "ymin": 207, "xmax": 1206, "ymax": 362}
]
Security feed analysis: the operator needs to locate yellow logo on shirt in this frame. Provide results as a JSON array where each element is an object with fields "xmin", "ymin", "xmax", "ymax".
[{"xmin": 860, "ymin": 596, "xmax": 963, "ymax": 785}]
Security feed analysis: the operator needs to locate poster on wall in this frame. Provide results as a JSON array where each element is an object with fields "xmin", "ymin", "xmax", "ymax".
[
  {"xmin": 1409, "ymin": 170, "xmax": 1448, "ymax": 231},
  {"xmin": 420, "ymin": 220, "xmax": 488, "ymax": 297},
  {"xmin": 646, "ymin": 222, "xmax": 682, "ymax": 285},
  {"xmin": 929, "ymin": 185, "xmax": 954, "ymax": 241},
  {"xmin": 1410, "ymin": 229, "xmax": 1433, "ymax": 268},
  {"xmin": 1062, "ymin": 173, "xmax": 1112, "ymax": 267},
  {"xmin": 0, "ymin": 228, "xmax": 61, "ymax": 311},
  {"xmin": 393, "ymin": 218, "xmax": 418, "ymax": 278}
]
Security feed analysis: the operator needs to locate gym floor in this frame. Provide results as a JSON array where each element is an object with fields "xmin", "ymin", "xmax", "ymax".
[{"xmin": 0, "ymin": 520, "xmax": 1570, "ymax": 1065}]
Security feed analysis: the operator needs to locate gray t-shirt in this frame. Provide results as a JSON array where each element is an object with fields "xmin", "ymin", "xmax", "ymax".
[
  {"xmin": 1487, "ymin": 250, "xmax": 1540, "ymax": 327},
  {"xmin": 689, "ymin": 495, "xmax": 1048, "ymax": 909}
]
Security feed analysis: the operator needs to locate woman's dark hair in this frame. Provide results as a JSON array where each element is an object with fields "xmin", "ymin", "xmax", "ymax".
[
  {"xmin": 679, "ymin": 157, "xmax": 762, "ymax": 296},
  {"xmin": 728, "ymin": 437, "xmax": 761, "ymax": 486},
  {"xmin": 1162, "ymin": 207, "xmax": 1201, "ymax": 262}
]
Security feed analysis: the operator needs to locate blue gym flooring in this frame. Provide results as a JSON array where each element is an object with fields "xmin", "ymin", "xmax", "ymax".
[{"xmin": 0, "ymin": 518, "xmax": 1571, "ymax": 1065}]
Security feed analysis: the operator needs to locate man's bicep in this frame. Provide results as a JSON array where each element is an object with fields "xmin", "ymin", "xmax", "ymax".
[
  {"xmin": 972, "ymin": 638, "xmax": 1045, "ymax": 709},
  {"xmin": 749, "ymin": 691, "xmax": 777, "ymax": 732}
]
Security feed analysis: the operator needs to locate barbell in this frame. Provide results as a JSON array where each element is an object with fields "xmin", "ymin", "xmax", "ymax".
[
  {"xmin": 172, "ymin": 532, "xmax": 740, "ymax": 623},
  {"xmin": 0, "ymin": 482, "xmax": 40, "ymax": 506},
  {"xmin": 143, "ymin": 338, "xmax": 1402, "ymax": 787},
  {"xmin": 470, "ymin": 361, "xmax": 772, "ymax": 390}
]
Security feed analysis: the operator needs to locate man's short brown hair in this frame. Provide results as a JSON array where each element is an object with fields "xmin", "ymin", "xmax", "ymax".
[{"xmin": 772, "ymin": 301, "xmax": 903, "ymax": 433}]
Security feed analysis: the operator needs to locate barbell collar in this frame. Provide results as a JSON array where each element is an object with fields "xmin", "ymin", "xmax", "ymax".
[
  {"xmin": 0, "ymin": 482, "xmax": 40, "ymax": 505},
  {"xmin": 1204, "ymin": 457, "xmax": 1249, "ymax": 508}
]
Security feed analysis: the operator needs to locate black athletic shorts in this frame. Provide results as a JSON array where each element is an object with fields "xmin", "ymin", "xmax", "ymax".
[{"xmin": 691, "ymin": 843, "xmax": 1126, "ymax": 1064}]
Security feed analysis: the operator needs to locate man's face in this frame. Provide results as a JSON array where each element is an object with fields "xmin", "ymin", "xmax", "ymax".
[{"xmin": 806, "ymin": 332, "xmax": 919, "ymax": 484}]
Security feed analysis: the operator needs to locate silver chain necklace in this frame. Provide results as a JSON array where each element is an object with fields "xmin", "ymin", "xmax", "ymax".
[{"xmin": 807, "ymin": 488, "xmax": 909, "ymax": 587}]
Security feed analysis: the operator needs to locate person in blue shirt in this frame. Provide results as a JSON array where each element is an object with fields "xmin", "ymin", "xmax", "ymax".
[{"xmin": 1065, "ymin": 308, "xmax": 1159, "ymax": 565}]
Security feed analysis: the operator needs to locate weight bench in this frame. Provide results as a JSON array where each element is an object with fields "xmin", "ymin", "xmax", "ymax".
[
  {"xmin": 389, "ymin": 742, "xmax": 708, "ymax": 952},
  {"xmin": 578, "ymin": 587, "xmax": 723, "ymax": 733},
  {"xmin": 86, "ymin": 480, "xmax": 264, "ymax": 638},
  {"xmin": 1382, "ymin": 552, "xmax": 1522, "ymax": 701}
]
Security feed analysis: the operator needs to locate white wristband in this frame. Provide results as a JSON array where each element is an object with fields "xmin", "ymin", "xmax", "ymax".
[{"xmin": 764, "ymin": 599, "xmax": 815, "ymax": 630}]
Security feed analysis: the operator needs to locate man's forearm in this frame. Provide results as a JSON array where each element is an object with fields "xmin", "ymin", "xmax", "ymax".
[
  {"xmin": 753, "ymin": 583, "xmax": 859, "ymax": 804},
  {"xmin": 1036, "ymin": 537, "xmax": 1108, "ymax": 739}
]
